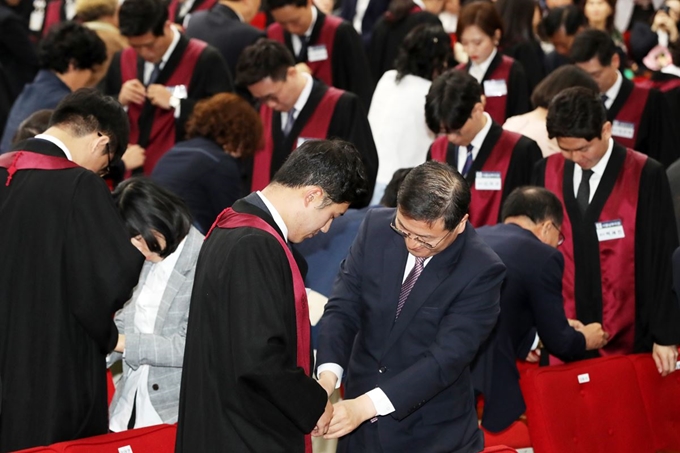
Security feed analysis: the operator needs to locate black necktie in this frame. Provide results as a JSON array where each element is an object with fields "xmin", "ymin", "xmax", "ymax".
[
  {"xmin": 577, "ymin": 169, "xmax": 594, "ymax": 214},
  {"xmin": 298, "ymin": 36, "xmax": 309, "ymax": 62},
  {"xmin": 461, "ymin": 144, "xmax": 474, "ymax": 177},
  {"xmin": 147, "ymin": 63, "xmax": 161, "ymax": 86}
]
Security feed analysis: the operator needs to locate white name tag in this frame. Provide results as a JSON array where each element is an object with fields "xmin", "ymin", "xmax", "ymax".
[
  {"xmin": 577, "ymin": 373, "xmax": 590, "ymax": 384},
  {"xmin": 296, "ymin": 137, "xmax": 309, "ymax": 149},
  {"xmin": 612, "ymin": 120, "xmax": 635, "ymax": 139},
  {"xmin": 118, "ymin": 446, "xmax": 133, "ymax": 453},
  {"xmin": 595, "ymin": 219, "xmax": 625, "ymax": 242},
  {"xmin": 475, "ymin": 171, "xmax": 502, "ymax": 191},
  {"xmin": 483, "ymin": 79, "xmax": 507, "ymax": 97},
  {"xmin": 166, "ymin": 84, "xmax": 188, "ymax": 99},
  {"xmin": 308, "ymin": 44, "xmax": 329, "ymax": 62}
]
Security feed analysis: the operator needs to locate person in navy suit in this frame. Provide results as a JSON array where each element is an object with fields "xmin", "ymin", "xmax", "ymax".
[
  {"xmin": 316, "ymin": 161, "xmax": 506, "ymax": 453},
  {"xmin": 474, "ymin": 186, "xmax": 609, "ymax": 433}
]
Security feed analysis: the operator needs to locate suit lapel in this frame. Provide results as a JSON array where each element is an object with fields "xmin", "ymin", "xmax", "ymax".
[{"xmin": 377, "ymin": 233, "xmax": 408, "ymax": 358}]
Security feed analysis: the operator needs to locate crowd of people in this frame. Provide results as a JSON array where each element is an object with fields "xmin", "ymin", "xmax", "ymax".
[{"xmin": 1, "ymin": 0, "xmax": 680, "ymax": 451}]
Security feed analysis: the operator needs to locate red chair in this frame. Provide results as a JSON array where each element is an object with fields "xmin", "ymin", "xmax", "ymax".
[
  {"xmin": 482, "ymin": 446, "xmax": 518, "ymax": 452},
  {"xmin": 520, "ymin": 355, "xmax": 655, "ymax": 453},
  {"xmin": 106, "ymin": 369, "xmax": 115, "ymax": 406},
  {"xmin": 483, "ymin": 420, "xmax": 531, "ymax": 449},
  {"xmin": 630, "ymin": 353, "xmax": 680, "ymax": 451},
  {"xmin": 10, "ymin": 447, "xmax": 60, "ymax": 453},
  {"xmin": 50, "ymin": 425, "xmax": 176, "ymax": 452}
]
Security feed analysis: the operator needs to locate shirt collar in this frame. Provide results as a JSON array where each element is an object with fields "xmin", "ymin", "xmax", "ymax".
[
  {"xmin": 256, "ymin": 191, "xmax": 289, "ymax": 242},
  {"xmin": 304, "ymin": 6, "xmax": 318, "ymax": 38},
  {"xmin": 292, "ymin": 72, "xmax": 314, "ymax": 113},
  {"xmin": 413, "ymin": 0, "xmax": 425, "ymax": 8},
  {"xmin": 604, "ymin": 70, "xmax": 623, "ymax": 104},
  {"xmin": 473, "ymin": 47, "xmax": 497, "ymax": 76},
  {"xmin": 156, "ymin": 25, "xmax": 181, "ymax": 70},
  {"xmin": 35, "ymin": 133, "xmax": 73, "ymax": 161},
  {"xmin": 470, "ymin": 112, "xmax": 493, "ymax": 151}
]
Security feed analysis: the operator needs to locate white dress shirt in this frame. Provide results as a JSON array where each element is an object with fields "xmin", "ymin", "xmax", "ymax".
[
  {"xmin": 603, "ymin": 71, "xmax": 623, "ymax": 110},
  {"xmin": 144, "ymin": 26, "xmax": 183, "ymax": 118},
  {"xmin": 109, "ymin": 237, "xmax": 186, "ymax": 431},
  {"xmin": 292, "ymin": 6, "xmax": 318, "ymax": 56},
  {"xmin": 34, "ymin": 134, "xmax": 73, "ymax": 161},
  {"xmin": 281, "ymin": 73, "xmax": 314, "ymax": 132},
  {"xmin": 456, "ymin": 112, "xmax": 493, "ymax": 174},
  {"xmin": 469, "ymin": 48, "xmax": 497, "ymax": 84},
  {"xmin": 572, "ymin": 138, "xmax": 614, "ymax": 203},
  {"xmin": 256, "ymin": 191, "xmax": 289, "ymax": 241},
  {"xmin": 352, "ymin": 0, "xmax": 370, "ymax": 33}
]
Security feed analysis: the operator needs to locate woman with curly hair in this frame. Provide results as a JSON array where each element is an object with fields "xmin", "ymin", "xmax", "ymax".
[{"xmin": 151, "ymin": 92, "xmax": 263, "ymax": 233}]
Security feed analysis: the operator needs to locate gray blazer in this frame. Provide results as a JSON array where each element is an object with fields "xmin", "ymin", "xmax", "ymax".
[{"xmin": 109, "ymin": 226, "xmax": 203, "ymax": 424}]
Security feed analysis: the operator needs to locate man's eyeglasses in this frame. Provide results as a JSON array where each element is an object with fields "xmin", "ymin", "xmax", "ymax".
[
  {"xmin": 97, "ymin": 132, "xmax": 111, "ymax": 177},
  {"xmin": 551, "ymin": 221, "xmax": 565, "ymax": 246},
  {"xmin": 390, "ymin": 218, "xmax": 452, "ymax": 250}
]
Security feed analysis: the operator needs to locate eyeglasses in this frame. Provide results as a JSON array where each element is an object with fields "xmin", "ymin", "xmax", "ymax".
[
  {"xmin": 551, "ymin": 221, "xmax": 565, "ymax": 246},
  {"xmin": 255, "ymin": 79, "xmax": 287, "ymax": 105},
  {"xmin": 390, "ymin": 217, "xmax": 452, "ymax": 250},
  {"xmin": 97, "ymin": 132, "xmax": 111, "ymax": 177}
]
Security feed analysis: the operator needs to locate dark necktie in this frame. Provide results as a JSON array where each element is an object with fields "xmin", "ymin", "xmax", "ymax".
[
  {"xmin": 577, "ymin": 169, "xmax": 594, "ymax": 214},
  {"xmin": 298, "ymin": 36, "xmax": 309, "ymax": 62},
  {"xmin": 461, "ymin": 144, "xmax": 474, "ymax": 177},
  {"xmin": 395, "ymin": 257, "xmax": 425, "ymax": 320},
  {"xmin": 283, "ymin": 107, "xmax": 297, "ymax": 137},
  {"xmin": 601, "ymin": 94, "xmax": 608, "ymax": 108},
  {"xmin": 147, "ymin": 63, "xmax": 161, "ymax": 87}
]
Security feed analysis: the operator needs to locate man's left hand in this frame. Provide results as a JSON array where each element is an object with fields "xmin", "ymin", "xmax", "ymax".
[
  {"xmin": 652, "ymin": 343, "xmax": 679, "ymax": 376},
  {"xmin": 324, "ymin": 394, "xmax": 376, "ymax": 439},
  {"xmin": 146, "ymin": 84, "xmax": 172, "ymax": 110}
]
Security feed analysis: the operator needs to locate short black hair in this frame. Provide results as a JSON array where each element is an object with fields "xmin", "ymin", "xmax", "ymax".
[
  {"xmin": 546, "ymin": 86, "xmax": 605, "ymax": 141},
  {"xmin": 112, "ymin": 177, "xmax": 192, "ymax": 258},
  {"xmin": 38, "ymin": 21, "xmax": 107, "ymax": 73},
  {"xmin": 235, "ymin": 39, "xmax": 295, "ymax": 87},
  {"xmin": 570, "ymin": 29, "xmax": 617, "ymax": 65},
  {"xmin": 539, "ymin": 5, "xmax": 585, "ymax": 39},
  {"xmin": 266, "ymin": 0, "xmax": 307, "ymax": 11},
  {"xmin": 12, "ymin": 109, "xmax": 53, "ymax": 144},
  {"xmin": 380, "ymin": 167, "xmax": 413, "ymax": 207},
  {"xmin": 395, "ymin": 24, "xmax": 452, "ymax": 82},
  {"xmin": 50, "ymin": 88, "xmax": 130, "ymax": 161},
  {"xmin": 501, "ymin": 186, "xmax": 564, "ymax": 226},
  {"xmin": 271, "ymin": 139, "xmax": 369, "ymax": 206},
  {"xmin": 119, "ymin": 0, "xmax": 168, "ymax": 37},
  {"xmin": 397, "ymin": 161, "xmax": 470, "ymax": 230},
  {"xmin": 530, "ymin": 65, "xmax": 598, "ymax": 108},
  {"xmin": 425, "ymin": 69, "xmax": 482, "ymax": 134}
]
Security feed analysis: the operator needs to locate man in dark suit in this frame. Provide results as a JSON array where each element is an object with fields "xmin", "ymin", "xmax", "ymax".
[
  {"xmin": 474, "ymin": 186, "xmax": 609, "ymax": 433},
  {"xmin": 175, "ymin": 139, "xmax": 369, "ymax": 453},
  {"xmin": 184, "ymin": 0, "xmax": 264, "ymax": 85},
  {"xmin": 316, "ymin": 161, "xmax": 506, "ymax": 452}
]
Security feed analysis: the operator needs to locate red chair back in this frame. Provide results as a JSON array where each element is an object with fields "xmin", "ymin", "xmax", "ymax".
[{"xmin": 51, "ymin": 425, "xmax": 177, "ymax": 452}]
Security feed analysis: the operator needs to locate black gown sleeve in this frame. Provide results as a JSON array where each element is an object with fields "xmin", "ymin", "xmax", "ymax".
[
  {"xmin": 331, "ymin": 22, "xmax": 375, "ymax": 109},
  {"xmin": 637, "ymin": 88, "xmax": 680, "ymax": 168},
  {"xmin": 505, "ymin": 60, "xmax": 530, "ymax": 119}
]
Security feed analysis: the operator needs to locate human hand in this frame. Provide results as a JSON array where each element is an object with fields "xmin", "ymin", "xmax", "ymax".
[
  {"xmin": 577, "ymin": 322, "xmax": 609, "ymax": 350},
  {"xmin": 652, "ymin": 343, "xmax": 679, "ymax": 376},
  {"xmin": 567, "ymin": 318, "xmax": 585, "ymax": 329},
  {"xmin": 119, "ymin": 79, "xmax": 146, "ymax": 106},
  {"xmin": 146, "ymin": 84, "xmax": 172, "ymax": 110},
  {"xmin": 311, "ymin": 399, "xmax": 333, "ymax": 437},
  {"xmin": 324, "ymin": 394, "xmax": 376, "ymax": 439},
  {"xmin": 114, "ymin": 334, "xmax": 125, "ymax": 353},
  {"xmin": 318, "ymin": 371, "xmax": 338, "ymax": 397},
  {"xmin": 525, "ymin": 348, "xmax": 541, "ymax": 362},
  {"xmin": 121, "ymin": 144, "xmax": 146, "ymax": 171}
]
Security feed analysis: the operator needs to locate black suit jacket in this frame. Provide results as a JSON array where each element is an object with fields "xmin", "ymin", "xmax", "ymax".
[{"xmin": 474, "ymin": 223, "xmax": 586, "ymax": 432}]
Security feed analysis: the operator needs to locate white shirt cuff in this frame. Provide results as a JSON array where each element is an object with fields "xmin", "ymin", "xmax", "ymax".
[
  {"xmin": 531, "ymin": 333, "xmax": 540, "ymax": 351},
  {"xmin": 317, "ymin": 363, "xmax": 343, "ymax": 388},
  {"xmin": 366, "ymin": 388, "xmax": 395, "ymax": 416}
]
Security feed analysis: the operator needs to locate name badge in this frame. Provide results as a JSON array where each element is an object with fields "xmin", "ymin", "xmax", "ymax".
[
  {"xmin": 611, "ymin": 120, "xmax": 635, "ymax": 139},
  {"xmin": 595, "ymin": 219, "xmax": 625, "ymax": 242},
  {"xmin": 296, "ymin": 137, "xmax": 312, "ymax": 149},
  {"xmin": 475, "ymin": 171, "xmax": 502, "ymax": 191},
  {"xmin": 483, "ymin": 79, "xmax": 507, "ymax": 97},
  {"xmin": 308, "ymin": 45, "xmax": 329, "ymax": 63}
]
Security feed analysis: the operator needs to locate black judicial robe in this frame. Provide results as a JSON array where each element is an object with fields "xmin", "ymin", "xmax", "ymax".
[
  {"xmin": 268, "ymin": 9, "xmax": 374, "ymax": 109},
  {"xmin": 103, "ymin": 35, "xmax": 233, "ymax": 175},
  {"xmin": 608, "ymin": 76, "xmax": 679, "ymax": 168},
  {"xmin": 175, "ymin": 196, "xmax": 327, "ymax": 453},
  {"xmin": 263, "ymin": 81, "xmax": 378, "ymax": 207},
  {"xmin": 534, "ymin": 144, "xmax": 680, "ymax": 355},
  {"xmin": 0, "ymin": 139, "xmax": 142, "ymax": 452},
  {"xmin": 427, "ymin": 122, "xmax": 541, "ymax": 225},
  {"xmin": 368, "ymin": 9, "xmax": 442, "ymax": 81}
]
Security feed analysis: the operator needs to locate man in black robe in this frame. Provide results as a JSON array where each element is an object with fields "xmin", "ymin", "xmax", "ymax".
[
  {"xmin": 0, "ymin": 88, "xmax": 143, "ymax": 452},
  {"xmin": 533, "ymin": 86, "xmax": 680, "ymax": 375},
  {"xmin": 571, "ymin": 29, "xmax": 680, "ymax": 168},
  {"xmin": 175, "ymin": 139, "xmax": 369, "ymax": 453},
  {"xmin": 235, "ymin": 39, "xmax": 378, "ymax": 207}
]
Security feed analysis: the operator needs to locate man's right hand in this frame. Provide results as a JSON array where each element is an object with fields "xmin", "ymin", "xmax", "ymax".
[
  {"xmin": 577, "ymin": 322, "xmax": 609, "ymax": 350},
  {"xmin": 122, "ymin": 144, "xmax": 146, "ymax": 171},
  {"xmin": 118, "ymin": 79, "xmax": 146, "ymax": 106}
]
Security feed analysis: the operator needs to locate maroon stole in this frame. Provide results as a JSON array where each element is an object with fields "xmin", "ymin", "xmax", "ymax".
[
  {"xmin": 544, "ymin": 149, "xmax": 646, "ymax": 355},
  {"xmin": 456, "ymin": 55, "xmax": 514, "ymax": 124},
  {"xmin": 267, "ymin": 15, "xmax": 343, "ymax": 87},
  {"xmin": 610, "ymin": 85, "xmax": 650, "ymax": 149},
  {"xmin": 206, "ymin": 208, "xmax": 312, "ymax": 453},
  {"xmin": 251, "ymin": 87, "xmax": 343, "ymax": 191},
  {"xmin": 637, "ymin": 77, "xmax": 680, "ymax": 92},
  {"xmin": 430, "ymin": 131, "xmax": 520, "ymax": 227},
  {"xmin": 167, "ymin": 0, "xmax": 217, "ymax": 23},
  {"xmin": 0, "ymin": 151, "xmax": 79, "ymax": 186},
  {"xmin": 42, "ymin": 0, "xmax": 62, "ymax": 38},
  {"xmin": 120, "ymin": 39, "xmax": 206, "ymax": 175}
]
